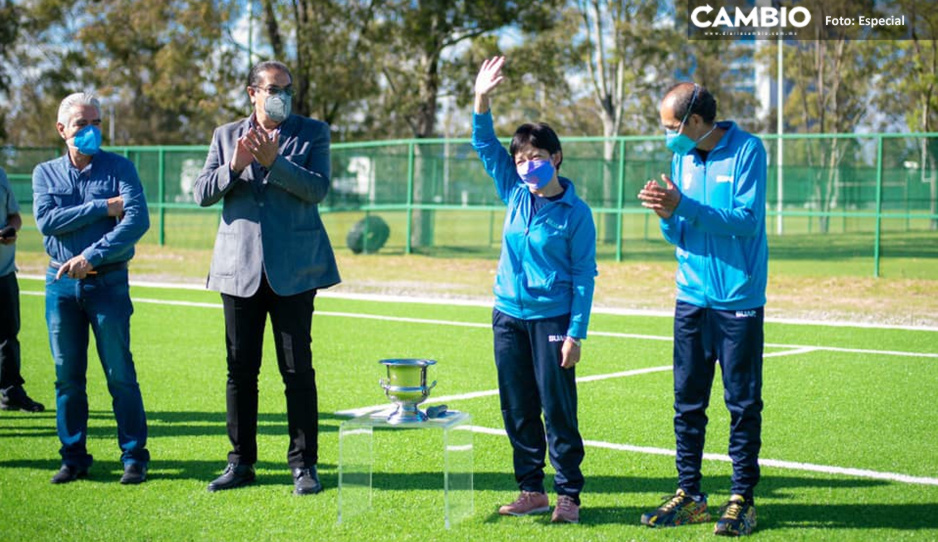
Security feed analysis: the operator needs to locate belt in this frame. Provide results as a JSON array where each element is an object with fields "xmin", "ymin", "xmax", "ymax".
[{"xmin": 50, "ymin": 260, "xmax": 128, "ymax": 276}]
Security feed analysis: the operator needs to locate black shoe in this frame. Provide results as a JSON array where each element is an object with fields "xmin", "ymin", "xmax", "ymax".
[
  {"xmin": 292, "ymin": 466, "xmax": 322, "ymax": 495},
  {"xmin": 0, "ymin": 387, "xmax": 45, "ymax": 412},
  {"xmin": 121, "ymin": 463, "xmax": 147, "ymax": 485},
  {"xmin": 207, "ymin": 462, "xmax": 255, "ymax": 492},
  {"xmin": 51, "ymin": 465, "xmax": 88, "ymax": 484}
]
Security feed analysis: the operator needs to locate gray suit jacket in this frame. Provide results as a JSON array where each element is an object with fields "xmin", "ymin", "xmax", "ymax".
[{"xmin": 193, "ymin": 114, "xmax": 341, "ymax": 297}]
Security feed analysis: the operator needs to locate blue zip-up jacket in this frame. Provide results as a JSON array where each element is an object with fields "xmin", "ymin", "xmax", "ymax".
[
  {"xmin": 472, "ymin": 111, "xmax": 597, "ymax": 339},
  {"xmin": 660, "ymin": 121, "xmax": 768, "ymax": 310},
  {"xmin": 33, "ymin": 151, "xmax": 149, "ymax": 268}
]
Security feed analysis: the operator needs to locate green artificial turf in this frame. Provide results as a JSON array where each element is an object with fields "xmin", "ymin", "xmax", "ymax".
[{"xmin": 1, "ymin": 280, "xmax": 936, "ymax": 541}]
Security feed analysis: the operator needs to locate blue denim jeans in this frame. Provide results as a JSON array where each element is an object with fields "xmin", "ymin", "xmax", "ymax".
[{"xmin": 45, "ymin": 266, "xmax": 149, "ymax": 469}]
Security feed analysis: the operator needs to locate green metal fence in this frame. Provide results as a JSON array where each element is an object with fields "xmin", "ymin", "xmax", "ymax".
[{"xmin": 4, "ymin": 132, "xmax": 937, "ymax": 278}]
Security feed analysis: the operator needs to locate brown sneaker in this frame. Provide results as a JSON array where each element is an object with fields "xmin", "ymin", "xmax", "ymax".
[
  {"xmin": 551, "ymin": 495, "xmax": 580, "ymax": 524},
  {"xmin": 498, "ymin": 491, "xmax": 550, "ymax": 516}
]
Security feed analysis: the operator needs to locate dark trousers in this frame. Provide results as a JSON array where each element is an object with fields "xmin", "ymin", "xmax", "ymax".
[
  {"xmin": 0, "ymin": 271, "xmax": 24, "ymax": 392},
  {"xmin": 221, "ymin": 274, "xmax": 318, "ymax": 469},
  {"xmin": 492, "ymin": 308, "xmax": 584, "ymax": 503},
  {"xmin": 672, "ymin": 301, "xmax": 764, "ymax": 499}
]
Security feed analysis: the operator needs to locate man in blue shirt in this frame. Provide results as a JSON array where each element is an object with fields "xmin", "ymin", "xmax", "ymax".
[
  {"xmin": 637, "ymin": 83, "xmax": 768, "ymax": 537},
  {"xmin": 0, "ymin": 167, "xmax": 44, "ymax": 413},
  {"xmin": 32, "ymin": 92, "xmax": 151, "ymax": 485}
]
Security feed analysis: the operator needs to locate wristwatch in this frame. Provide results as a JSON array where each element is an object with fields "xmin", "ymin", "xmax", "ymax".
[{"xmin": 567, "ymin": 336, "xmax": 581, "ymax": 347}]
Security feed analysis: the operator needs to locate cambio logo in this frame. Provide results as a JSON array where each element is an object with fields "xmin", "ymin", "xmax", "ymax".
[{"xmin": 691, "ymin": 4, "xmax": 812, "ymax": 28}]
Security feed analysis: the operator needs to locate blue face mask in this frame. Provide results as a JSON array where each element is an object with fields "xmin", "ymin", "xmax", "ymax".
[
  {"xmin": 71, "ymin": 125, "xmax": 102, "ymax": 155},
  {"xmin": 264, "ymin": 93, "xmax": 292, "ymax": 123},
  {"xmin": 517, "ymin": 159, "xmax": 555, "ymax": 190},
  {"xmin": 666, "ymin": 124, "xmax": 717, "ymax": 156},
  {"xmin": 665, "ymin": 128, "xmax": 697, "ymax": 156}
]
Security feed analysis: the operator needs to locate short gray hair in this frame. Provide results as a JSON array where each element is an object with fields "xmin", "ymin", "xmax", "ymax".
[{"xmin": 57, "ymin": 92, "xmax": 102, "ymax": 125}]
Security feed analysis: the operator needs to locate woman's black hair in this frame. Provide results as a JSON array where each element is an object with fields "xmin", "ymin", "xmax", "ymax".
[{"xmin": 510, "ymin": 122, "xmax": 563, "ymax": 170}]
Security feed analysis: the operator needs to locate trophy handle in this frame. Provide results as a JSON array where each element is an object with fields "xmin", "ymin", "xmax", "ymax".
[
  {"xmin": 428, "ymin": 380, "xmax": 437, "ymax": 391},
  {"xmin": 379, "ymin": 378, "xmax": 389, "ymax": 389}
]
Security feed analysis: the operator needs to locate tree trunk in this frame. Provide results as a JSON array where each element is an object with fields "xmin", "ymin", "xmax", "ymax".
[
  {"xmin": 601, "ymin": 122, "xmax": 618, "ymax": 244},
  {"xmin": 410, "ymin": 50, "xmax": 440, "ymax": 250}
]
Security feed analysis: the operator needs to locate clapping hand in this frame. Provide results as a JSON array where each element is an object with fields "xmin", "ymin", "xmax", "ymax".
[
  {"xmin": 244, "ymin": 127, "xmax": 280, "ymax": 168},
  {"xmin": 638, "ymin": 174, "xmax": 682, "ymax": 219},
  {"xmin": 232, "ymin": 127, "xmax": 280, "ymax": 173}
]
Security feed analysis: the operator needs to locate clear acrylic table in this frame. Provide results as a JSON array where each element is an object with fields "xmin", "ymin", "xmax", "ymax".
[{"xmin": 337, "ymin": 410, "xmax": 474, "ymax": 529}]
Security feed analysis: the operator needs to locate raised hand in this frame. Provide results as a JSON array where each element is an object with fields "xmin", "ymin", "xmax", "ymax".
[{"xmin": 475, "ymin": 56, "xmax": 506, "ymax": 97}]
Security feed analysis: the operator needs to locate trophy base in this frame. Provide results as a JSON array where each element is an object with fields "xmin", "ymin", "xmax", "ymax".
[{"xmin": 386, "ymin": 404, "xmax": 428, "ymax": 424}]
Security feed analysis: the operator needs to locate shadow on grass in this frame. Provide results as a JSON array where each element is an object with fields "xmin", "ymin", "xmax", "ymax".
[
  {"xmin": 0, "ymin": 410, "xmax": 347, "ymax": 439},
  {"xmin": 0, "ymin": 457, "xmax": 337, "ymax": 486},
  {"xmin": 472, "ymin": 473, "xmax": 937, "ymax": 530}
]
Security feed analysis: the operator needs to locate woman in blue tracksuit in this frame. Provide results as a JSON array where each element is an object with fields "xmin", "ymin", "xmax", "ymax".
[{"xmin": 471, "ymin": 56, "xmax": 596, "ymax": 525}]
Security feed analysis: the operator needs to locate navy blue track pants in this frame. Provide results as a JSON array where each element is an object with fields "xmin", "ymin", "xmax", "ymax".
[
  {"xmin": 672, "ymin": 301, "xmax": 764, "ymax": 499},
  {"xmin": 492, "ymin": 308, "xmax": 585, "ymax": 503}
]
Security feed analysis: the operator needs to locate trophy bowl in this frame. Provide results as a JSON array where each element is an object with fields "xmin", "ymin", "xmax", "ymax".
[{"xmin": 379, "ymin": 358, "xmax": 437, "ymax": 424}]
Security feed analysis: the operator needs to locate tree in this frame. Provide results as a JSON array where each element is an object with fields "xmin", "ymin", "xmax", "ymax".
[
  {"xmin": 577, "ymin": 0, "xmax": 680, "ymax": 243},
  {"xmin": 372, "ymin": 0, "xmax": 564, "ymax": 248},
  {"xmin": 880, "ymin": 0, "xmax": 938, "ymax": 230},
  {"xmin": 0, "ymin": 0, "xmax": 20, "ymax": 141},
  {"xmin": 4, "ymin": 0, "xmax": 243, "ymax": 146},
  {"xmin": 259, "ymin": 0, "xmax": 382, "ymax": 138},
  {"xmin": 783, "ymin": 0, "xmax": 883, "ymax": 233}
]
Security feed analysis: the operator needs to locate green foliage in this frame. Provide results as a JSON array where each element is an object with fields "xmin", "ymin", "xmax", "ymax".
[
  {"xmin": 2, "ymin": 0, "xmax": 936, "ymax": 148},
  {"xmin": 4, "ymin": 0, "xmax": 243, "ymax": 146}
]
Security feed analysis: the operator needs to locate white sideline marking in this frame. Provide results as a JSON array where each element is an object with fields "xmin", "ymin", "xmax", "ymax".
[
  {"xmin": 20, "ymin": 287, "xmax": 937, "ymax": 486},
  {"xmin": 764, "ymin": 346, "xmax": 818, "ymax": 358},
  {"xmin": 20, "ymin": 291, "xmax": 937, "ymax": 360},
  {"xmin": 18, "ymin": 275, "xmax": 938, "ymax": 332},
  {"xmin": 337, "ymin": 365, "xmax": 675, "ymax": 417},
  {"xmin": 338, "ymin": 349, "xmax": 813, "ymax": 417},
  {"xmin": 467, "ymin": 425, "xmax": 938, "ymax": 486}
]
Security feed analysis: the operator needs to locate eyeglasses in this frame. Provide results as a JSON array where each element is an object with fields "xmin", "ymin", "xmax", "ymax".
[{"xmin": 254, "ymin": 85, "xmax": 294, "ymax": 97}]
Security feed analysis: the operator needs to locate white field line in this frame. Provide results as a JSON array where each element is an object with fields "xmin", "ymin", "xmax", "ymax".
[
  {"xmin": 467, "ymin": 425, "xmax": 938, "ymax": 486},
  {"xmin": 18, "ymin": 275, "xmax": 938, "ymax": 332},
  {"xmin": 21, "ymin": 290, "xmax": 936, "ymax": 360},
  {"xmin": 338, "ymin": 348, "xmax": 813, "ymax": 418},
  {"xmin": 19, "ymin": 288, "xmax": 937, "ymax": 486},
  {"xmin": 21, "ymin": 291, "xmax": 938, "ymax": 360}
]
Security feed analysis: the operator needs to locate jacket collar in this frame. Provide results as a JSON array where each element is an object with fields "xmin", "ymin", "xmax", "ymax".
[
  {"xmin": 552, "ymin": 177, "xmax": 578, "ymax": 206},
  {"xmin": 245, "ymin": 113, "xmax": 297, "ymax": 134},
  {"xmin": 708, "ymin": 121, "xmax": 737, "ymax": 154}
]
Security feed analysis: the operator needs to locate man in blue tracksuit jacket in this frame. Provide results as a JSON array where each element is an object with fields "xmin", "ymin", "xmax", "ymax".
[
  {"xmin": 638, "ymin": 83, "xmax": 768, "ymax": 537},
  {"xmin": 472, "ymin": 56, "xmax": 596, "ymax": 524}
]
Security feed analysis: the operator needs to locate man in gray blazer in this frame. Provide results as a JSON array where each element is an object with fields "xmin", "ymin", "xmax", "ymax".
[{"xmin": 194, "ymin": 60, "xmax": 340, "ymax": 496}]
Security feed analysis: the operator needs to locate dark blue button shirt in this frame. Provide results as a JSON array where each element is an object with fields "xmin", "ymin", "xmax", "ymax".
[{"xmin": 32, "ymin": 151, "xmax": 149, "ymax": 267}]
